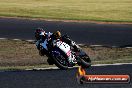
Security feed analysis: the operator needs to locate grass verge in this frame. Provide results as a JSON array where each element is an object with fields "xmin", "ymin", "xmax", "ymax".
[
  {"xmin": 0, "ymin": 0, "xmax": 132, "ymax": 22},
  {"xmin": 0, "ymin": 39, "xmax": 132, "ymax": 70}
]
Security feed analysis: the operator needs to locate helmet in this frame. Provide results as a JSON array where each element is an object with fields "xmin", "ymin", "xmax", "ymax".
[
  {"xmin": 35, "ymin": 28, "xmax": 44, "ymax": 33},
  {"xmin": 54, "ymin": 31, "xmax": 61, "ymax": 39},
  {"xmin": 35, "ymin": 28, "xmax": 45, "ymax": 40}
]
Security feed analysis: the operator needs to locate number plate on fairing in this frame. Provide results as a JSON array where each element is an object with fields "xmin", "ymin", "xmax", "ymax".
[{"xmin": 56, "ymin": 41, "xmax": 71, "ymax": 55}]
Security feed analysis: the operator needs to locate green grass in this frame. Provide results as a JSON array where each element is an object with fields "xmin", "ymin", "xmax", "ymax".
[{"xmin": 0, "ymin": 0, "xmax": 132, "ymax": 22}]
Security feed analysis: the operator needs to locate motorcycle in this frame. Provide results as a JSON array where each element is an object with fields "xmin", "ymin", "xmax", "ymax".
[{"xmin": 37, "ymin": 36, "xmax": 91, "ymax": 69}]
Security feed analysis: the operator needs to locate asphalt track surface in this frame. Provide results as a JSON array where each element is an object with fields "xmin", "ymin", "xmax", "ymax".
[
  {"xmin": 0, "ymin": 64, "xmax": 132, "ymax": 88},
  {"xmin": 0, "ymin": 18, "xmax": 132, "ymax": 46},
  {"xmin": 0, "ymin": 18, "xmax": 132, "ymax": 88}
]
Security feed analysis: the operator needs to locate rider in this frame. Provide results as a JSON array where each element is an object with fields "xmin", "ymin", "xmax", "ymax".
[
  {"xmin": 47, "ymin": 31, "xmax": 61, "ymax": 48},
  {"xmin": 35, "ymin": 28, "xmax": 79, "ymax": 52},
  {"xmin": 35, "ymin": 28, "xmax": 79, "ymax": 65},
  {"xmin": 35, "ymin": 28, "xmax": 46, "ymax": 50},
  {"xmin": 35, "ymin": 28, "xmax": 49, "ymax": 56}
]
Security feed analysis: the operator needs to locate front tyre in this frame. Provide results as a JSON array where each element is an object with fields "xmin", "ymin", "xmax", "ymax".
[{"xmin": 78, "ymin": 55, "xmax": 91, "ymax": 68}]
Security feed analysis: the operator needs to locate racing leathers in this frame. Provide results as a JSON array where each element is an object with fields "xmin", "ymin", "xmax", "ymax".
[{"xmin": 35, "ymin": 31, "xmax": 52, "ymax": 56}]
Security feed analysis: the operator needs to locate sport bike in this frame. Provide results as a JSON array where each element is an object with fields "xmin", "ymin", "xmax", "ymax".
[{"xmin": 38, "ymin": 38, "xmax": 91, "ymax": 69}]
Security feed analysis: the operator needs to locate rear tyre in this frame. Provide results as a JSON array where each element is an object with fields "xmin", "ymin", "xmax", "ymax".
[
  {"xmin": 51, "ymin": 49, "xmax": 69, "ymax": 70},
  {"xmin": 52, "ymin": 54, "xmax": 69, "ymax": 70}
]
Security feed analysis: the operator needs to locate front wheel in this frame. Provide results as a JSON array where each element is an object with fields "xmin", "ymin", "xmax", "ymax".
[{"xmin": 77, "ymin": 54, "xmax": 91, "ymax": 68}]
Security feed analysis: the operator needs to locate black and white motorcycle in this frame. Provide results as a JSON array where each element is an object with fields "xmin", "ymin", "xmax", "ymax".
[{"xmin": 37, "ymin": 36, "xmax": 91, "ymax": 69}]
